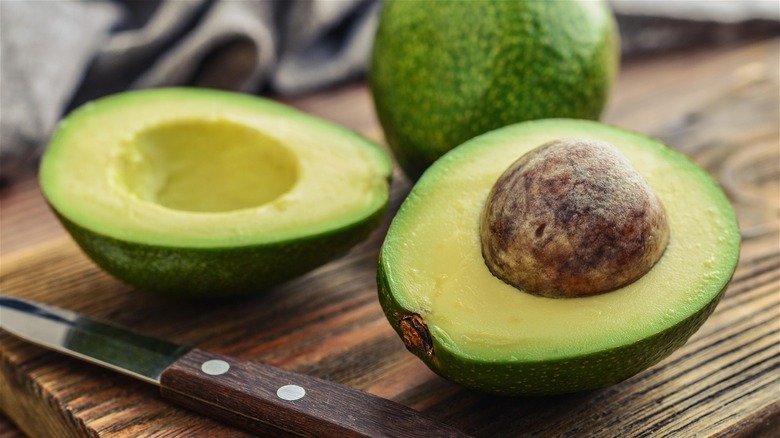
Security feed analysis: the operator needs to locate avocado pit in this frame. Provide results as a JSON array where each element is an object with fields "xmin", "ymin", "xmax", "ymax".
[{"xmin": 480, "ymin": 138, "xmax": 670, "ymax": 298}]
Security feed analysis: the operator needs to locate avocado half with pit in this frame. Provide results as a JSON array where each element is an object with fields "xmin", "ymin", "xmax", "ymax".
[
  {"xmin": 40, "ymin": 88, "xmax": 392, "ymax": 298},
  {"xmin": 377, "ymin": 119, "xmax": 740, "ymax": 396}
]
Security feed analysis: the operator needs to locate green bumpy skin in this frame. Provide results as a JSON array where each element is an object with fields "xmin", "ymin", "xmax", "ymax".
[
  {"xmin": 377, "ymin": 119, "xmax": 740, "ymax": 396},
  {"xmin": 58, "ymin": 207, "xmax": 386, "ymax": 299},
  {"xmin": 370, "ymin": 0, "xmax": 619, "ymax": 180},
  {"xmin": 40, "ymin": 88, "xmax": 392, "ymax": 299}
]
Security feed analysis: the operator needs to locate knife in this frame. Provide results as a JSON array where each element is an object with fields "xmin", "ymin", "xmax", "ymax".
[{"xmin": 0, "ymin": 295, "xmax": 468, "ymax": 437}]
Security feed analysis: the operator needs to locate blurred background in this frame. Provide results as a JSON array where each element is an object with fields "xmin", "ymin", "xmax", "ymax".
[{"xmin": 1, "ymin": 0, "xmax": 778, "ymax": 185}]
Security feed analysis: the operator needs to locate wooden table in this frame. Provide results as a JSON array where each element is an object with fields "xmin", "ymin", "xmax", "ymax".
[{"xmin": 1, "ymin": 37, "xmax": 778, "ymax": 437}]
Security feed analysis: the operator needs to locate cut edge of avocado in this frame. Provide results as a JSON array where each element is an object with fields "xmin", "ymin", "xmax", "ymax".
[{"xmin": 41, "ymin": 88, "xmax": 393, "ymax": 248}]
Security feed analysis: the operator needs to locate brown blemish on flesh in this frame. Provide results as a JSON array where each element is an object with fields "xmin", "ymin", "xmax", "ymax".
[
  {"xmin": 399, "ymin": 314, "xmax": 433, "ymax": 358},
  {"xmin": 480, "ymin": 138, "xmax": 670, "ymax": 298}
]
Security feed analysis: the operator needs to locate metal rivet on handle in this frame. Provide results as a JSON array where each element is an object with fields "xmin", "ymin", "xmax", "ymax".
[
  {"xmin": 201, "ymin": 359, "xmax": 230, "ymax": 376},
  {"xmin": 277, "ymin": 384, "xmax": 306, "ymax": 401}
]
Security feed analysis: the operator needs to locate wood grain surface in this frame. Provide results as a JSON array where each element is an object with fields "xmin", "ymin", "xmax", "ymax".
[{"xmin": 1, "ymin": 38, "xmax": 779, "ymax": 437}]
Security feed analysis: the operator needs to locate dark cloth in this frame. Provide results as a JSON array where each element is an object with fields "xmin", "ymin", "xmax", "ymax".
[{"xmin": 0, "ymin": 0, "xmax": 380, "ymax": 182}]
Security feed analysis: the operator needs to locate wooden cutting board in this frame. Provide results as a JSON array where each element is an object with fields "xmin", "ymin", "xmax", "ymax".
[{"xmin": 1, "ymin": 38, "xmax": 778, "ymax": 437}]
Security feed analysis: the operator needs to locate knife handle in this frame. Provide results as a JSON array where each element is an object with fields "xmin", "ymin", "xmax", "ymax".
[{"xmin": 159, "ymin": 349, "xmax": 468, "ymax": 437}]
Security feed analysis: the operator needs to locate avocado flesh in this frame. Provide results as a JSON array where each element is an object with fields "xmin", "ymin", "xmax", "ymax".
[
  {"xmin": 370, "ymin": 0, "xmax": 619, "ymax": 179},
  {"xmin": 41, "ymin": 88, "xmax": 392, "ymax": 297},
  {"xmin": 118, "ymin": 119, "xmax": 299, "ymax": 214},
  {"xmin": 378, "ymin": 119, "xmax": 740, "ymax": 395}
]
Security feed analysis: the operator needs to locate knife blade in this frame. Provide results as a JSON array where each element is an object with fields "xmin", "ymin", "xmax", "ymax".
[{"xmin": 0, "ymin": 294, "xmax": 468, "ymax": 437}]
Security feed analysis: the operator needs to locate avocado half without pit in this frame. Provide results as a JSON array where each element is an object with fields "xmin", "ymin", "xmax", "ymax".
[
  {"xmin": 40, "ymin": 88, "xmax": 392, "ymax": 298},
  {"xmin": 378, "ymin": 119, "xmax": 740, "ymax": 396}
]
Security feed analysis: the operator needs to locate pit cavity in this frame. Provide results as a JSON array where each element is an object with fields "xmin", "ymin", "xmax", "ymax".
[{"xmin": 117, "ymin": 119, "xmax": 299, "ymax": 213}]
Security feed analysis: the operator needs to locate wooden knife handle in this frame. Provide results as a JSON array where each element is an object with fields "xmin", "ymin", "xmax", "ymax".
[{"xmin": 160, "ymin": 349, "xmax": 468, "ymax": 437}]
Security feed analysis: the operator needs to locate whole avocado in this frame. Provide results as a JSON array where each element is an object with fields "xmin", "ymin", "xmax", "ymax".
[{"xmin": 370, "ymin": 0, "xmax": 620, "ymax": 180}]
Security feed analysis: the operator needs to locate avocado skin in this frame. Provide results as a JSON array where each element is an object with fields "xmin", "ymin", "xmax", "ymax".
[
  {"xmin": 58, "ymin": 204, "xmax": 386, "ymax": 299},
  {"xmin": 378, "ymin": 258, "xmax": 727, "ymax": 396},
  {"xmin": 370, "ymin": 0, "xmax": 619, "ymax": 180}
]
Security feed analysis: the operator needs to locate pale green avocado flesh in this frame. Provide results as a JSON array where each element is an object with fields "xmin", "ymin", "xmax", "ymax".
[
  {"xmin": 378, "ymin": 119, "xmax": 740, "ymax": 396},
  {"xmin": 370, "ymin": 0, "xmax": 619, "ymax": 180},
  {"xmin": 41, "ymin": 88, "xmax": 392, "ymax": 298}
]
